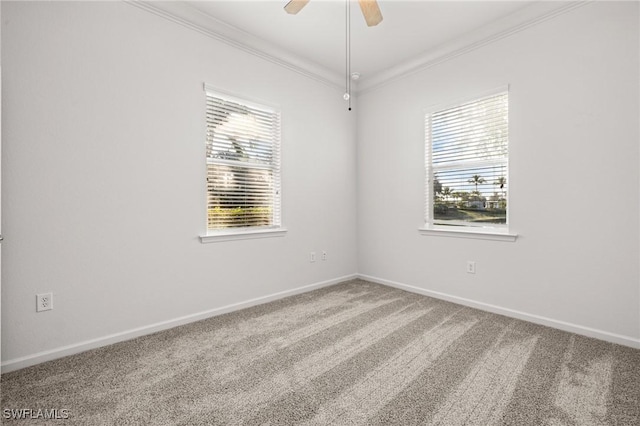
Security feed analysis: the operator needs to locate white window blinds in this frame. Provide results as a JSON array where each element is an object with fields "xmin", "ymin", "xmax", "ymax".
[
  {"xmin": 205, "ymin": 87, "xmax": 282, "ymax": 231},
  {"xmin": 426, "ymin": 90, "xmax": 509, "ymax": 227}
]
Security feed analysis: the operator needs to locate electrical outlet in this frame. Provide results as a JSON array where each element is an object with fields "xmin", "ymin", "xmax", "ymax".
[
  {"xmin": 322, "ymin": 251, "xmax": 327, "ymax": 261},
  {"xmin": 466, "ymin": 261, "xmax": 476, "ymax": 274},
  {"xmin": 310, "ymin": 251, "xmax": 316, "ymax": 263},
  {"xmin": 36, "ymin": 293, "xmax": 53, "ymax": 312}
]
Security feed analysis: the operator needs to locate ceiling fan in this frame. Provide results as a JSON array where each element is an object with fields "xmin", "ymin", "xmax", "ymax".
[{"xmin": 284, "ymin": 0, "xmax": 383, "ymax": 27}]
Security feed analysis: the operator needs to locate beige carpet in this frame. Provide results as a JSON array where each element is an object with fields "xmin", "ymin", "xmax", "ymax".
[{"xmin": 2, "ymin": 279, "xmax": 639, "ymax": 425}]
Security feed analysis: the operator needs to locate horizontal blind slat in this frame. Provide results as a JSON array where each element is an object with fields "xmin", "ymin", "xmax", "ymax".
[
  {"xmin": 205, "ymin": 91, "xmax": 281, "ymax": 231},
  {"xmin": 427, "ymin": 91, "xmax": 508, "ymax": 226}
]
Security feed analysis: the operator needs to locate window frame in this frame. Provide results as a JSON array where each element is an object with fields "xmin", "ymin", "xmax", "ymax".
[
  {"xmin": 200, "ymin": 84, "xmax": 286, "ymax": 243},
  {"xmin": 419, "ymin": 86, "xmax": 517, "ymax": 242}
]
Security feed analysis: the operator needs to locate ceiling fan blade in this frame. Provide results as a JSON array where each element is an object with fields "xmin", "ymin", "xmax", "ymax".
[
  {"xmin": 357, "ymin": 0, "xmax": 383, "ymax": 27},
  {"xmin": 284, "ymin": 0, "xmax": 310, "ymax": 15}
]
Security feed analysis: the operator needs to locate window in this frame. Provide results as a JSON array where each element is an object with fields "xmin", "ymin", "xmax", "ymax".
[
  {"xmin": 424, "ymin": 89, "xmax": 513, "ymax": 238},
  {"xmin": 203, "ymin": 86, "xmax": 283, "ymax": 240}
]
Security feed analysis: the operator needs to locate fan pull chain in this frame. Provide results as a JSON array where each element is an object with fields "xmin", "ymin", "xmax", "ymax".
[{"xmin": 344, "ymin": 0, "xmax": 352, "ymax": 111}]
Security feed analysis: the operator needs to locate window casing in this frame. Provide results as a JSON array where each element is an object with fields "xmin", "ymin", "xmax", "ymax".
[
  {"xmin": 204, "ymin": 86, "xmax": 282, "ymax": 237},
  {"xmin": 425, "ymin": 89, "xmax": 509, "ymax": 232}
]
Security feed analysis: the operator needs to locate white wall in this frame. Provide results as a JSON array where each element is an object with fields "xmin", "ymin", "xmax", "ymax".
[
  {"xmin": 357, "ymin": 1, "xmax": 640, "ymax": 342},
  {"xmin": 1, "ymin": 1, "xmax": 357, "ymax": 367},
  {"xmin": 2, "ymin": 0, "xmax": 639, "ymax": 371}
]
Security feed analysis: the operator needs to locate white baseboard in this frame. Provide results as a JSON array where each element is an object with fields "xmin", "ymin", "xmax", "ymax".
[
  {"xmin": 358, "ymin": 274, "xmax": 640, "ymax": 350},
  {"xmin": 1, "ymin": 274, "xmax": 357, "ymax": 373}
]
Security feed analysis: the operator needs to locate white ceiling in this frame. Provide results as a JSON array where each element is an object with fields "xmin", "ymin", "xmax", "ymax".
[{"xmin": 141, "ymin": 1, "xmax": 577, "ymax": 92}]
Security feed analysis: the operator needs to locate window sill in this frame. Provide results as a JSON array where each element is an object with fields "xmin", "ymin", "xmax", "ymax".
[
  {"xmin": 200, "ymin": 228, "xmax": 287, "ymax": 243},
  {"xmin": 418, "ymin": 226, "xmax": 518, "ymax": 242}
]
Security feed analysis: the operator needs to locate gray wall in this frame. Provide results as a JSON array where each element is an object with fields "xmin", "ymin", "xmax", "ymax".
[
  {"xmin": 2, "ymin": 1, "xmax": 639, "ymax": 370},
  {"xmin": 1, "ymin": 1, "xmax": 357, "ymax": 368},
  {"xmin": 357, "ymin": 1, "xmax": 639, "ymax": 342}
]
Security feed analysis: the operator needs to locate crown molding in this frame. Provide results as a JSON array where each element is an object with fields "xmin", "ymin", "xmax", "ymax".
[
  {"xmin": 358, "ymin": 1, "xmax": 590, "ymax": 94},
  {"xmin": 126, "ymin": 0, "xmax": 588, "ymax": 96},
  {"xmin": 125, "ymin": 0, "xmax": 345, "ymax": 91}
]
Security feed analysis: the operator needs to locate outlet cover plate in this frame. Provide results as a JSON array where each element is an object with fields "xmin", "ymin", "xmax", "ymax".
[
  {"xmin": 36, "ymin": 293, "xmax": 53, "ymax": 312},
  {"xmin": 466, "ymin": 261, "xmax": 476, "ymax": 274}
]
